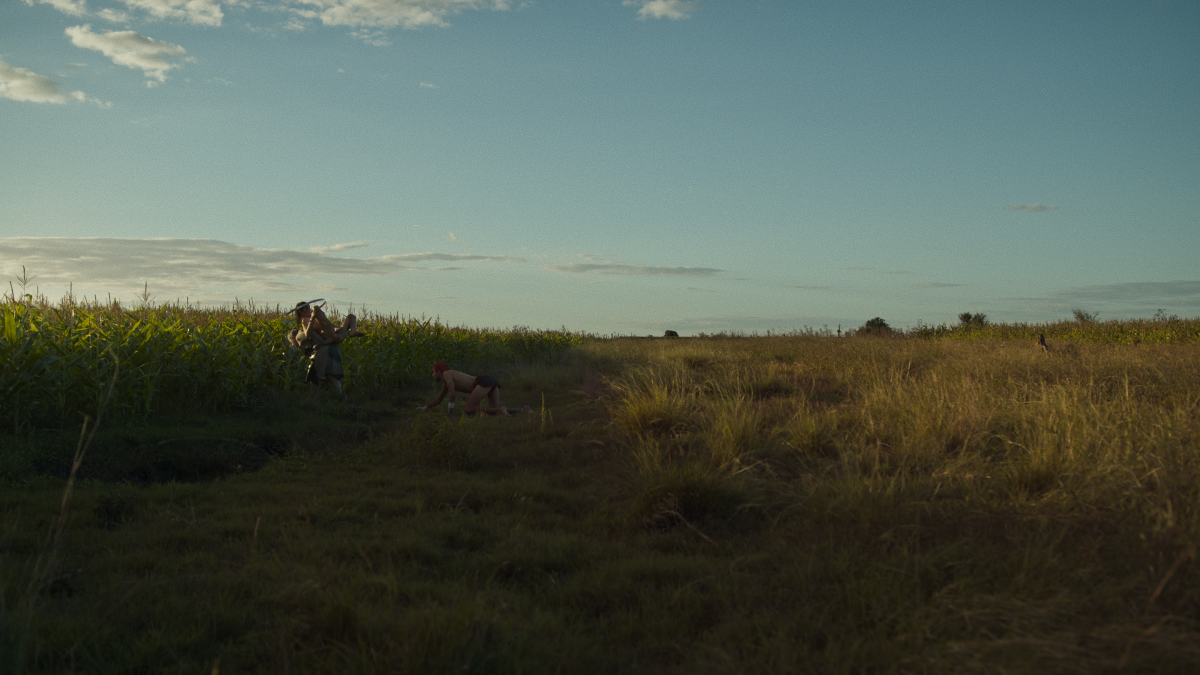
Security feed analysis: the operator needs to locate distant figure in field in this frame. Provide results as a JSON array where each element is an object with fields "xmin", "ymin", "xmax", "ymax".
[
  {"xmin": 286, "ymin": 300, "xmax": 365, "ymax": 393},
  {"xmin": 664, "ymin": 330, "xmax": 679, "ymax": 338},
  {"xmin": 1036, "ymin": 333, "xmax": 1050, "ymax": 355},
  {"xmin": 417, "ymin": 362, "xmax": 534, "ymax": 415}
]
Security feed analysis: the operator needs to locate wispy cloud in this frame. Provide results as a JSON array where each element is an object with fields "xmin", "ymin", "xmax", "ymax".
[
  {"xmin": 66, "ymin": 25, "xmax": 193, "ymax": 86},
  {"xmin": 0, "ymin": 58, "xmax": 108, "ymax": 106},
  {"xmin": 786, "ymin": 285, "xmax": 830, "ymax": 290},
  {"xmin": 97, "ymin": 7, "xmax": 132, "ymax": 23},
  {"xmin": 623, "ymin": 0, "xmax": 697, "ymax": 20},
  {"xmin": 349, "ymin": 28, "xmax": 391, "ymax": 46},
  {"xmin": 1049, "ymin": 280, "xmax": 1200, "ymax": 304},
  {"xmin": 545, "ymin": 261, "xmax": 722, "ymax": 277},
  {"xmin": 307, "ymin": 241, "xmax": 370, "ymax": 254},
  {"xmin": 0, "ymin": 238, "xmax": 526, "ymax": 296},
  {"xmin": 292, "ymin": 0, "xmax": 511, "ymax": 30},
  {"xmin": 419, "ymin": 81, "xmax": 438, "ymax": 88},
  {"xmin": 913, "ymin": 282, "xmax": 964, "ymax": 289},
  {"xmin": 447, "ymin": 233, "xmax": 466, "ymax": 245},
  {"xmin": 387, "ymin": 252, "xmax": 524, "ymax": 263},
  {"xmin": 116, "ymin": 0, "xmax": 224, "ymax": 26},
  {"xmin": 1007, "ymin": 203, "xmax": 1058, "ymax": 212},
  {"xmin": 23, "ymin": 0, "xmax": 88, "ymax": 17},
  {"xmin": 1004, "ymin": 280, "xmax": 1200, "ymax": 320},
  {"xmin": 839, "ymin": 267, "xmax": 910, "ymax": 275},
  {"xmin": 679, "ymin": 286, "xmax": 715, "ymax": 293}
]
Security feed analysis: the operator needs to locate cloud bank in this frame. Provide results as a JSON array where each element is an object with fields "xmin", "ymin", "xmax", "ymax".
[
  {"xmin": 0, "ymin": 58, "xmax": 107, "ymax": 105},
  {"xmin": 0, "ymin": 238, "xmax": 526, "ymax": 296},
  {"xmin": 66, "ymin": 25, "xmax": 193, "ymax": 85}
]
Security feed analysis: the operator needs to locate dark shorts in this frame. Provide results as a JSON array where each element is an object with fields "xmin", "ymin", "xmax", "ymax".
[{"xmin": 473, "ymin": 375, "xmax": 500, "ymax": 392}]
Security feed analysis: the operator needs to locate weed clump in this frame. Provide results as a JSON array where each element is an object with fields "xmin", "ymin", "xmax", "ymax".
[{"xmin": 398, "ymin": 414, "xmax": 479, "ymax": 470}]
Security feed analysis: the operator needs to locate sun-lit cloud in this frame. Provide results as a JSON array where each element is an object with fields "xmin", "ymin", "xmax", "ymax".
[
  {"xmin": 23, "ymin": 0, "xmax": 88, "ymax": 17},
  {"xmin": 623, "ymin": 0, "xmax": 697, "ymax": 20},
  {"xmin": 420, "ymin": 81, "xmax": 438, "ymax": 88},
  {"xmin": 447, "ymin": 233, "xmax": 466, "ymax": 245},
  {"xmin": 116, "ymin": 0, "xmax": 224, "ymax": 26},
  {"xmin": 0, "ymin": 58, "xmax": 109, "ymax": 106},
  {"xmin": 1006, "ymin": 203, "xmax": 1058, "ymax": 212},
  {"xmin": 786, "ymin": 285, "xmax": 830, "ymax": 290},
  {"xmin": 66, "ymin": 25, "xmax": 193, "ymax": 86},
  {"xmin": 0, "ymin": 238, "xmax": 527, "ymax": 297},
  {"xmin": 291, "ymin": 0, "xmax": 510, "ymax": 30},
  {"xmin": 679, "ymin": 286, "xmax": 715, "ymax": 293}
]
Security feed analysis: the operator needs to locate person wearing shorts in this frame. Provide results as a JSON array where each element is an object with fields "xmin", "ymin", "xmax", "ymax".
[{"xmin": 417, "ymin": 362, "xmax": 533, "ymax": 416}]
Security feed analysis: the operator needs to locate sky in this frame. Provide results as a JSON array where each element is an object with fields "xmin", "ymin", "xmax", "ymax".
[{"xmin": 2, "ymin": 0, "xmax": 1198, "ymax": 335}]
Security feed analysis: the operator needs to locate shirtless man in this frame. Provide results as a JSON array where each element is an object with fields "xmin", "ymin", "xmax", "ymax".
[
  {"xmin": 416, "ymin": 362, "xmax": 534, "ymax": 415},
  {"xmin": 289, "ymin": 300, "xmax": 364, "ymax": 347},
  {"xmin": 286, "ymin": 300, "xmax": 365, "ymax": 393}
]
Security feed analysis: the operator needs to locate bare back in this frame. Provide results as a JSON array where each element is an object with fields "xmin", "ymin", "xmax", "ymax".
[{"xmin": 440, "ymin": 369, "xmax": 481, "ymax": 396}]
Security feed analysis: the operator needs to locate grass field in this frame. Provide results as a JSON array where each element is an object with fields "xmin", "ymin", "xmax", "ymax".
[{"xmin": 3, "ymin": 300, "xmax": 1200, "ymax": 673}]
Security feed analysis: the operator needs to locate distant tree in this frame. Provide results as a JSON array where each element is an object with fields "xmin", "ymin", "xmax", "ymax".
[
  {"xmin": 857, "ymin": 317, "xmax": 892, "ymax": 337},
  {"xmin": 958, "ymin": 312, "xmax": 988, "ymax": 328},
  {"xmin": 1072, "ymin": 309, "xmax": 1099, "ymax": 323}
]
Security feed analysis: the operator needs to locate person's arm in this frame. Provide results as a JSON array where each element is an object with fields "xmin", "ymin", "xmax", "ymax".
[
  {"xmin": 287, "ymin": 329, "xmax": 301, "ymax": 348},
  {"xmin": 419, "ymin": 376, "xmax": 452, "ymax": 411}
]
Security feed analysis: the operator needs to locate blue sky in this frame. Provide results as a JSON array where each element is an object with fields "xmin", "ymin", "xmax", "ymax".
[{"xmin": 2, "ymin": 0, "xmax": 1198, "ymax": 334}]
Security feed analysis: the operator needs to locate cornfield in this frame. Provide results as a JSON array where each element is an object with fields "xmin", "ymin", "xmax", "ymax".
[{"xmin": 0, "ymin": 293, "xmax": 584, "ymax": 431}]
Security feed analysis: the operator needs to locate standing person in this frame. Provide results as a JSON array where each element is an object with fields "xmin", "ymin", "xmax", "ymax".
[
  {"xmin": 417, "ymin": 362, "xmax": 533, "ymax": 415},
  {"xmin": 286, "ymin": 300, "xmax": 364, "ymax": 394}
]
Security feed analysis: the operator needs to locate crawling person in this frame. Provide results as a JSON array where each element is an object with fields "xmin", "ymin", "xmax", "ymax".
[{"xmin": 417, "ymin": 362, "xmax": 534, "ymax": 416}]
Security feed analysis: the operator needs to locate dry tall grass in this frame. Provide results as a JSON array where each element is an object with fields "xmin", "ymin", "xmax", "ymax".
[{"xmin": 590, "ymin": 336, "xmax": 1200, "ymax": 669}]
